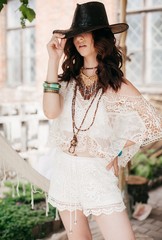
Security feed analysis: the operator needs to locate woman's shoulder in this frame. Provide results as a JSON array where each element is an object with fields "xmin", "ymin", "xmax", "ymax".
[
  {"xmin": 105, "ymin": 79, "xmax": 141, "ymax": 97},
  {"xmin": 103, "ymin": 79, "xmax": 144, "ymax": 108},
  {"xmin": 118, "ymin": 79, "xmax": 141, "ymax": 96}
]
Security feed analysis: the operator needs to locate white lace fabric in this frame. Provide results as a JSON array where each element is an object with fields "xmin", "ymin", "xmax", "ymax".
[
  {"xmin": 48, "ymin": 80, "xmax": 162, "ymax": 167},
  {"xmin": 47, "ymin": 148, "xmax": 126, "ymax": 232},
  {"xmin": 48, "ymin": 196, "xmax": 125, "ymax": 216}
]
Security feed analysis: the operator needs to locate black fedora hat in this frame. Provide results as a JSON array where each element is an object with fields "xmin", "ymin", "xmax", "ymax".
[{"xmin": 53, "ymin": 1, "xmax": 129, "ymax": 38}]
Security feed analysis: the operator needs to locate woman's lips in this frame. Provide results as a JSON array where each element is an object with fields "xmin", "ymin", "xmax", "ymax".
[{"xmin": 79, "ymin": 45, "xmax": 87, "ymax": 48}]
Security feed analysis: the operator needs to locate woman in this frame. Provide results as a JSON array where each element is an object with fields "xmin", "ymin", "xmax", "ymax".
[{"xmin": 43, "ymin": 2, "xmax": 162, "ymax": 240}]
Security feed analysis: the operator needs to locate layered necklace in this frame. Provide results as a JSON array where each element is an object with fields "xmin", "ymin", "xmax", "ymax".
[
  {"xmin": 68, "ymin": 69, "xmax": 103, "ymax": 154},
  {"xmin": 78, "ymin": 67, "xmax": 99, "ymax": 100}
]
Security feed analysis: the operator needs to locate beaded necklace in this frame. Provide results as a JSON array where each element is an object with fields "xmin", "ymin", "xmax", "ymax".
[
  {"xmin": 68, "ymin": 83, "xmax": 103, "ymax": 154},
  {"xmin": 79, "ymin": 68, "xmax": 99, "ymax": 100}
]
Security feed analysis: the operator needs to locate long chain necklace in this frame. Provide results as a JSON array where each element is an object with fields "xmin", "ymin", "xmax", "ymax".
[{"xmin": 68, "ymin": 83, "xmax": 103, "ymax": 154}]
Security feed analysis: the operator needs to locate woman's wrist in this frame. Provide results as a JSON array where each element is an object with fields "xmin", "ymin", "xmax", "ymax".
[
  {"xmin": 48, "ymin": 57, "xmax": 60, "ymax": 67},
  {"xmin": 46, "ymin": 59, "xmax": 59, "ymax": 83}
]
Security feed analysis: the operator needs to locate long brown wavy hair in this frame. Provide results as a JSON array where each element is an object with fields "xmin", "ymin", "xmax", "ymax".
[{"xmin": 60, "ymin": 28, "xmax": 126, "ymax": 92}]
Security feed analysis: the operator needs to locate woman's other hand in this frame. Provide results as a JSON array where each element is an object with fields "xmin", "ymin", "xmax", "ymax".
[
  {"xmin": 106, "ymin": 157, "xmax": 119, "ymax": 177},
  {"xmin": 47, "ymin": 33, "xmax": 66, "ymax": 62}
]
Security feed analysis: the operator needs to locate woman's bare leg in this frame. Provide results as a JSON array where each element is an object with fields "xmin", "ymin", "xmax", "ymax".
[
  {"xmin": 93, "ymin": 210, "xmax": 135, "ymax": 240},
  {"xmin": 59, "ymin": 210, "xmax": 92, "ymax": 240}
]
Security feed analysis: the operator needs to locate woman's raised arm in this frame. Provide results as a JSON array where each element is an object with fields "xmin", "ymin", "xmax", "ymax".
[{"xmin": 43, "ymin": 33, "xmax": 66, "ymax": 119}]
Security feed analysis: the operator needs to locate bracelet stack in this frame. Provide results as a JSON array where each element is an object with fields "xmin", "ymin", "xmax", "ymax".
[{"xmin": 43, "ymin": 81, "xmax": 61, "ymax": 94}]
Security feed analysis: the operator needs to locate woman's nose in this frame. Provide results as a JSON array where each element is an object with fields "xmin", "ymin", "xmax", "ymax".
[{"xmin": 75, "ymin": 34, "xmax": 84, "ymax": 42}]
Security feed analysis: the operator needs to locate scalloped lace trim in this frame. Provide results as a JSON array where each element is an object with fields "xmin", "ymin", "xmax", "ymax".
[
  {"xmin": 48, "ymin": 196, "xmax": 83, "ymax": 212},
  {"xmin": 48, "ymin": 196, "xmax": 125, "ymax": 216},
  {"xmin": 84, "ymin": 203, "xmax": 126, "ymax": 216}
]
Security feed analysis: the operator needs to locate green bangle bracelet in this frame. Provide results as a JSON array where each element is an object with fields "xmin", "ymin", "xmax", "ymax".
[
  {"xmin": 118, "ymin": 150, "xmax": 122, "ymax": 157},
  {"xmin": 43, "ymin": 82, "xmax": 61, "ymax": 89},
  {"xmin": 44, "ymin": 86, "xmax": 60, "ymax": 91}
]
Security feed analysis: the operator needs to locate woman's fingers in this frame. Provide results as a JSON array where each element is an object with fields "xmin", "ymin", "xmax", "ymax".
[
  {"xmin": 47, "ymin": 33, "xmax": 65, "ymax": 50},
  {"xmin": 113, "ymin": 157, "xmax": 119, "ymax": 177},
  {"xmin": 106, "ymin": 157, "xmax": 119, "ymax": 177},
  {"xmin": 51, "ymin": 33, "xmax": 65, "ymax": 48},
  {"xmin": 60, "ymin": 38, "xmax": 67, "ymax": 49},
  {"xmin": 106, "ymin": 161, "xmax": 114, "ymax": 170}
]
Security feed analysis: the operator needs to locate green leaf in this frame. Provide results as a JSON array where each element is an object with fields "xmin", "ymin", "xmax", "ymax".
[
  {"xmin": 0, "ymin": 0, "xmax": 7, "ymax": 12},
  {"xmin": 19, "ymin": 4, "xmax": 36, "ymax": 27},
  {"xmin": 25, "ymin": 7, "xmax": 36, "ymax": 22},
  {"xmin": 19, "ymin": 4, "xmax": 28, "ymax": 18},
  {"xmin": 0, "ymin": 4, "xmax": 3, "ymax": 11},
  {"xmin": 1, "ymin": 0, "xmax": 7, "ymax": 4},
  {"xmin": 20, "ymin": 0, "xmax": 29, "ymax": 3}
]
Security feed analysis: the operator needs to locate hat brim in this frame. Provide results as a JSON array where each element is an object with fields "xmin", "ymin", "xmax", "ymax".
[{"xmin": 53, "ymin": 23, "xmax": 128, "ymax": 39}]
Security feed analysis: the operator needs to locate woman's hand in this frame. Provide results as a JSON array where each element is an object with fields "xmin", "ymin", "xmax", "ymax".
[
  {"xmin": 47, "ymin": 33, "xmax": 67, "ymax": 62},
  {"xmin": 106, "ymin": 157, "xmax": 119, "ymax": 177}
]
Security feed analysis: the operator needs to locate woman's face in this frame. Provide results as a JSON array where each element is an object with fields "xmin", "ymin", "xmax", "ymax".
[{"xmin": 73, "ymin": 32, "xmax": 96, "ymax": 58}]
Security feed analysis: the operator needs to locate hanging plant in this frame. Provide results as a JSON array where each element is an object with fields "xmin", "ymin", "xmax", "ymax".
[
  {"xmin": 0, "ymin": 0, "xmax": 36, "ymax": 27},
  {"xmin": 19, "ymin": 0, "xmax": 36, "ymax": 27}
]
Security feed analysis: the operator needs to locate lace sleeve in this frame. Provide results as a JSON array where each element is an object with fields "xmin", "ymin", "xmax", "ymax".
[
  {"xmin": 133, "ymin": 96, "xmax": 162, "ymax": 146},
  {"xmin": 103, "ymin": 94, "xmax": 162, "ymax": 167}
]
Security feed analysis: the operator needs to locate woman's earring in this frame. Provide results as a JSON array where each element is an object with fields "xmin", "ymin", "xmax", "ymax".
[{"xmin": 73, "ymin": 59, "xmax": 76, "ymax": 64}]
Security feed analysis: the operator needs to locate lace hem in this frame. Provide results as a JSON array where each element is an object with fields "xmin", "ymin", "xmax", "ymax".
[
  {"xmin": 84, "ymin": 202, "xmax": 126, "ymax": 216},
  {"xmin": 48, "ymin": 196, "xmax": 125, "ymax": 216},
  {"xmin": 48, "ymin": 196, "xmax": 82, "ymax": 212}
]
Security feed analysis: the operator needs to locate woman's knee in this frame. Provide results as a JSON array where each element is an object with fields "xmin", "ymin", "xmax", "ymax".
[{"xmin": 59, "ymin": 210, "xmax": 92, "ymax": 240}]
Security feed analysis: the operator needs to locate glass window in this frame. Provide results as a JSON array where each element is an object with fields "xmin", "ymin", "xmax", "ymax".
[
  {"xmin": 146, "ymin": 0, "xmax": 162, "ymax": 7},
  {"xmin": 22, "ymin": 28, "xmax": 35, "ymax": 85},
  {"xmin": 7, "ymin": 0, "xmax": 35, "ymax": 87},
  {"xmin": 7, "ymin": 30, "xmax": 21, "ymax": 87},
  {"xmin": 127, "ymin": 0, "xmax": 144, "ymax": 11},
  {"xmin": 126, "ymin": 14, "xmax": 144, "ymax": 85},
  {"xmin": 126, "ymin": 1, "xmax": 162, "ymax": 87},
  {"xmin": 146, "ymin": 11, "xmax": 162, "ymax": 84}
]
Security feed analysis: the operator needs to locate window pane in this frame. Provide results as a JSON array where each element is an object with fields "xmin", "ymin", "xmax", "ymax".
[
  {"xmin": 126, "ymin": 14, "xmax": 143, "ymax": 85},
  {"xmin": 150, "ymin": 12, "xmax": 162, "ymax": 47},
  {"xmin": 151, "ymin": 50, "xmax": 162, "ymax": 82},
  {"xmin": 7, "ymin": 30, "xmax": 21, "ymax": 87},
  {"xmin": 146, "ymin": 12, "xmax": 162, "ymax": 83},
  {"xmin": 146, "ymin": 0, "xmax": 162, "ymax": 7},
  {"xmin": 127, "ymin": 0, "xmax": 144, "ymax": 11},
  {"xmin": 126, "ymin": 1, "xmax": 162, "ymax": 86},
  {"xmin": 22, "ymin": 28, "xmax": 35, "ymax": 85}
]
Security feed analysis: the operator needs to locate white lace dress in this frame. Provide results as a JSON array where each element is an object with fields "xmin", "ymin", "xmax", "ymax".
[{"xmin": 37, "ymin": 80, "xmax": 162, "ymax": 230}]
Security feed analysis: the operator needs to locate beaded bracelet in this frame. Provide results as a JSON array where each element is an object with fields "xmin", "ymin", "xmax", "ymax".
[{"xmin": 118, "ymin": 150, "xmax": 122, "ymax": 157}]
